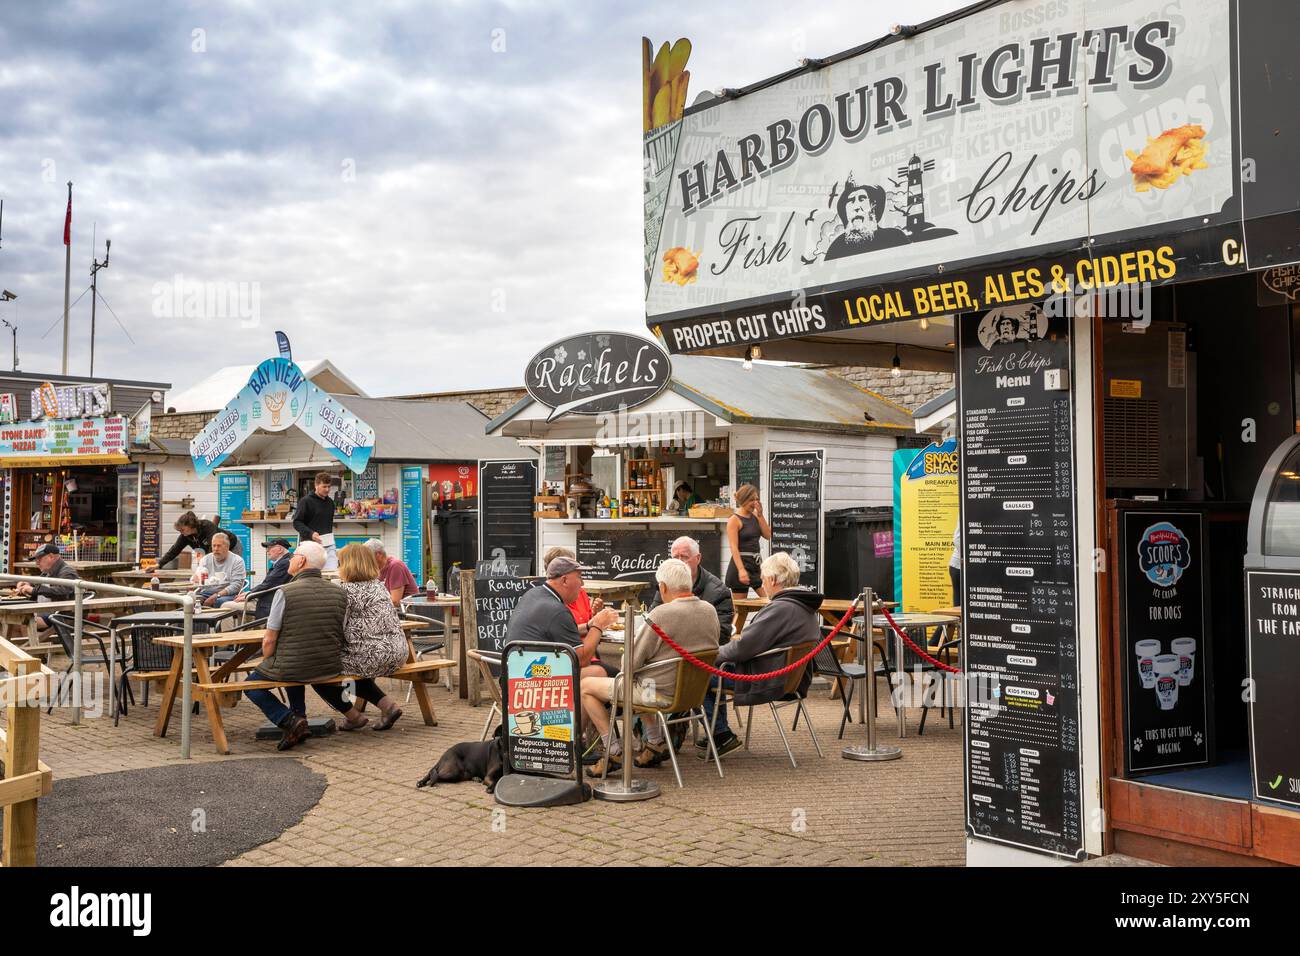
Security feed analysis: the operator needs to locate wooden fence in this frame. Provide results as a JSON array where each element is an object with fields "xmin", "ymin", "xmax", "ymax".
[{"xmin": 0, "ymin": 636, "xmax": 54, "ymax": 866}]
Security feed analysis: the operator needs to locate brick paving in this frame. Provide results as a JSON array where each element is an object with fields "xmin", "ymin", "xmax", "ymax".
[{"xmin": 10, "ymin": 671, "xmax": 966, "ymax": 866}]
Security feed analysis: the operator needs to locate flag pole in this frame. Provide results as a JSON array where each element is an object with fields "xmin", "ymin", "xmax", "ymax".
[{"xmin": 62, "ymin": 181, "xmax": 72, "ymax": 375}]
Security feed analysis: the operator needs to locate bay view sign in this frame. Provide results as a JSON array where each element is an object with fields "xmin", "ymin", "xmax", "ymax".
[{"xmin": 525, "ymin": 332, "xmax": 672, "ymax": 421}]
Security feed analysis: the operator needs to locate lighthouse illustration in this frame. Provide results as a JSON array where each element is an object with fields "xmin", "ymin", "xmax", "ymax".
[{"xmin": 896, "ymin": 154, "xmax": 936, "ymax": 234}]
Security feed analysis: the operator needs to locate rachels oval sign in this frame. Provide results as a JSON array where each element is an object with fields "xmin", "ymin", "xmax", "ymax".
[{"xmin": 525, "ymin": 332, "xmax": 671, "ymax": 421}]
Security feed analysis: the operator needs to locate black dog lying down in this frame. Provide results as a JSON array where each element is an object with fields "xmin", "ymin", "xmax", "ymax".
[{"xmin": 417, "ymin": 726, "xmax": 505, "ymax": 793}]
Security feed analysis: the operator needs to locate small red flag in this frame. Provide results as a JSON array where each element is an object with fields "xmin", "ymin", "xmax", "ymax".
[{"xmin": 63, "ymin": 190, "xmax": 71, "ymax": 245}]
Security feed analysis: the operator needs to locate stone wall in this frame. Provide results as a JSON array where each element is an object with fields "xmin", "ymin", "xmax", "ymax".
[
  {"xmin": 389, "ymin": 387, "xmax": 527, "ymax": 420},
  {"xmin": 151, "ymin": 411, "xmax": 211, "ymax": 441},
  {"xmin": 815, "ymin": 366, "xmax": 953, "ymax": 412}
]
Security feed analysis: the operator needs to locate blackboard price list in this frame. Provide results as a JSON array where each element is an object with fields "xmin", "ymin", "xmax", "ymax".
[{"xmin": 959, "ymin": 308, "xmax": 1084, "ymax": 860}]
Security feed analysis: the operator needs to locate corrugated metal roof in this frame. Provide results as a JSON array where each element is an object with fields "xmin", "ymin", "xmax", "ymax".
[
  {"xmin": 486, "ymin": 355, "xmax": 916, "ymax": 435},
  {"xmin": 166, "ymin": 360, "xmax": 366, "ymax": 413},
  {"xmin": 666, "ymin": 356, "xmax": 914, "ymax": 431},
  {"xmin": 330, "ymin": 397, "xmax": 530, "ymax": 462}
]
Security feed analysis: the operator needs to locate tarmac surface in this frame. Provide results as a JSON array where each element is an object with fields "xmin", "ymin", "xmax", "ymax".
[{"xmin": 0, "ymin": 758, "xmax": 327, "ymax": 866}]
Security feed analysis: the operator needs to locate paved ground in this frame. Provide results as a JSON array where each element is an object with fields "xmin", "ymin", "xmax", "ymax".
[
  {"xmin": 0, "ymin": 758, "xmax": 327, "ymax": 866},
  {"xmin": 9, "ymin": 671, "xmax": 967, "ymax": 866}
]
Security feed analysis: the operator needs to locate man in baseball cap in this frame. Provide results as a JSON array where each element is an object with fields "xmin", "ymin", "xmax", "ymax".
[
  {"xmin": 15, "ymin": 542, "xmax": 81, "ymax": 632},
  {"xmin": 504, "ymin": 555, "xmax": 617, "ymax": 663},
  {"xmin": 247, "ymin": 538, "xmax": 295, "ymax": 621}
]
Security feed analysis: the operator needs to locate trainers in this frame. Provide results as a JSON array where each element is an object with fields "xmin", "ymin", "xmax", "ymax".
[
  {"xmin": 633, "ymin": 740, "xmax": 670, "ymax": 768},
  {"xmin": 586, "ymin": 753, "xmax": 622, "ymax": 777},
  {"xmin": 277, "ymin": 716, "xmax": 310, "ymax": 751},
  {"xmin": 698, "ymin": 732, "xmax": 740, "ymax": 758}
]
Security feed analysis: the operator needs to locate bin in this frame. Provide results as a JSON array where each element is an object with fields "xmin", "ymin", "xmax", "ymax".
[
  {"xmin": 436, "ymin": 509, "xmax": 478, "ymax": 591},
  {"xmin": 823, "ymin": 506, "xmax": 895, "ymax": 602}
]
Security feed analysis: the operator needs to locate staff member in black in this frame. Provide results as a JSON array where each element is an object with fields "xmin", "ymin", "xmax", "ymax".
[
  {"xmin": 292, "ymin": 472, "xmax": 337, "ymax": 544},
  {"xmin": 155, "ymin": 511, "xmax": 241, "ymax": 569}
]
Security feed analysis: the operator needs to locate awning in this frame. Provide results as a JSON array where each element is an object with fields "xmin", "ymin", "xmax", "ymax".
[{"xmin": 0, "ymin": 454, "xmax": 131, "ymax": 469}]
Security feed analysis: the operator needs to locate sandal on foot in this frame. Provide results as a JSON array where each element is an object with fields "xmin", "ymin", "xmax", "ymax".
[
  {"xmin": 373, "ymin": 707, "xmax": 403, "ymax": 731},
  {"xmin": 339, "ymin": 715, "xmax": 370, "ymax": 731}
]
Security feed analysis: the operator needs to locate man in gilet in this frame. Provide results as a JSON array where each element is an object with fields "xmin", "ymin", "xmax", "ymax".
[{"xmin": 242, "ymin": 540, "xmax": 345, "ymax": 751}]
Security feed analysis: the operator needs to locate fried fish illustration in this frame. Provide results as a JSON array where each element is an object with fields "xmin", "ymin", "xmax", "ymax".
[
  {"xmin": 1126, "ymin": 125, "xmax": 1209, "ymax": 192},
  {"xmin": 662, "ymin": 246, "xmax": 700, "ymax": 285}
]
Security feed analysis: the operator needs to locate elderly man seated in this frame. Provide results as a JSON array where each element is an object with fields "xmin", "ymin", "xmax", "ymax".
[
  {"xmin": 698, "ymin": 552, "xmax": 822, "ymax": 757},
  {"xmin": 193, "ymin": 531, "xmax": 247, "ymax": 608},
  {"xmin": 579, "ymin": 558, "xmax": 720, "ymax": 775},
  {"xmin": 242, "ymin": 540, "xmax": 345, "ymax": 751},
  {"xmin": 15, "ymin": 543, "xmax": 80, "ymax": 633}
]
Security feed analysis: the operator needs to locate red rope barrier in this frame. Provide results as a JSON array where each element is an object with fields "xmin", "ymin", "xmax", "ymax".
[
  {"xmin": 644, "ymin": 596, "xmax": 860, "ymax": 682},
  {"xmin": 878, "ymin": 605, "xmax": 962, "ymax": 674}
]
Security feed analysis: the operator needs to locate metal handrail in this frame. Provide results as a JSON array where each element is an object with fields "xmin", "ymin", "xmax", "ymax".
[{"xmin": 0, "ymin": 572, "xmax": 197, "ymax": 758}]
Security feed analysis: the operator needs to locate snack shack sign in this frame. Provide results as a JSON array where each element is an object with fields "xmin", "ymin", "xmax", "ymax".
[{"xmin": 646, "ymin": 0, "xmax": 1242, "ymax": 352}]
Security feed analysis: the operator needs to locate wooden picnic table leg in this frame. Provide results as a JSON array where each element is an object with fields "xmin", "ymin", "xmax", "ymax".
[
  {"xmin": 153, "ymin": 654, "xmax": 184, "ymax": 738},
  {"xmin": 405, "ymin": 637, "xmax": 437, "ymax": 727},
  {"xmin": 192, "ymin": 651, "xmax": 231, "ymax": 754}
]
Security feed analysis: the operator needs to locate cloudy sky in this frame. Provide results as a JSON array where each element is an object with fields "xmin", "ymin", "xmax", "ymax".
[{"xmin": 0, "ymin": 0, "xmax": 956, "ymax": 400}]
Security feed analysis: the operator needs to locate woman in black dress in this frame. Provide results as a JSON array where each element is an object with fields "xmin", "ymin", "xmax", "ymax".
[{"xmin": 725, "ymin": 484, "xmax": 772, "ymax": 600}]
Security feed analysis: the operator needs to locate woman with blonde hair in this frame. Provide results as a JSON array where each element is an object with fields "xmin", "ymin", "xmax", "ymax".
[
  {"xmin": 725, "ymin": 483, "xmax": 771, "ymax": 600},
  {"xmin": 310, "ymin": 542, "xmax": 407, "ymax": 731}
]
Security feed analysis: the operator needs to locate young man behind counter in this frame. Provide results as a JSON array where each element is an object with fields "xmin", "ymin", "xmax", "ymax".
[{"xmin": 292, "ymin": 472, "xmax": 338, "ymax": 544}]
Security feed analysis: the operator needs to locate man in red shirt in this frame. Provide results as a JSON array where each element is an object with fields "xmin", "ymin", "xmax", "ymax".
[{"xmin": 364, "ymin": 538, "xmax": 419, "ymax": 606}]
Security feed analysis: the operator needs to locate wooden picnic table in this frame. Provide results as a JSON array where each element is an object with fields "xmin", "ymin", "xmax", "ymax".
[
  {"xmin": 402, "ymin": 594, "xmax": 463, "ymax": 692},
  {"xmin": 732, "ymin": 597, "xmax": 896, "ymax": 637},
  {"xmin": 14, "ymin": 560, "xmax": 134, "ymax": 583},
  {"xmin": 0, "ymin": 593, "xmax": 176, "ymax": 648},
  {"xmin": 581, "ymin": 579, "xmax": 649, "ymax": 606},
  {"xmin": 151, "ymin": 619, "xmax": 444, "ymax": 753},
  {"xmin": 110, "ymin": 569, "xmax": 195, "ymax": 586}
]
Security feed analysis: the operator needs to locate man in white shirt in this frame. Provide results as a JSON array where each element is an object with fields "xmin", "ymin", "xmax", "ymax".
[{"xmin": 194, "ymin": 532, "xmax": 247, "ymax": 608}]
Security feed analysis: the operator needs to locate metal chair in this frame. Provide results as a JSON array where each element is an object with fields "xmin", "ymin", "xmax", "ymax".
[
  {"xmin": 601, "ymin": 648, "xmax": 724, "ymax": 788},
  {"xmin": 711, "ymin": 640, "xmax": 823, "ymax": 768},
  {"xmin": 114, "ymin": 623, "xmax": 183, "ymax": 725},
  {"xmin": 46, "ymin": 612, "xmax": 114, "ymax": 714},
  {"xmin": 466, "ymin": 649, "xmax": 503, "ymax": 740},
  {"xmin": 875, "ymin": 621, "xmax": 961, "ymax": 735},
  {"xmin": 400, "ymin": 607, "xmax": 452, "ymax": 694},
  {"xmin": 808, "ymin": 625, "xmax": 870, "ymax": 739}
]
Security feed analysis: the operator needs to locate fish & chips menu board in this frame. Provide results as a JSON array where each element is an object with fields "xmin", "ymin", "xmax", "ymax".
[
  {"xmin": 504, "ymin": 645, "xmax": 577, "ymax": 777},
  {"xmin": 768, "ymin": 450, "xmax": 823, "ymax": 589},
  {"xmin": 959, "ymin": 304, "xmax": 1084, "ymax": 860}
]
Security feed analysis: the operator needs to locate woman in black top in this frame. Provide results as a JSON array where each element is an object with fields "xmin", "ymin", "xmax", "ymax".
[
  {"xmin": 156, "ymin": 511, "xmax": 240, "ymax": 568},
  {"xmin": 725, "ymin": 484, "xmax": 772, "ymax": 598}
]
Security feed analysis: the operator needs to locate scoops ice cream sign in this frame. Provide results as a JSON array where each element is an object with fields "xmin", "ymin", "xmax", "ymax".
[{"xmin": 1137, "ymin": 521, "xmax": 1191, "ymax": 588}]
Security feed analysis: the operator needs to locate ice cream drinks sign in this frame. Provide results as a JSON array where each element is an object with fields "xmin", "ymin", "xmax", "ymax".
[{"xmin": 1120, "ymin": 511, "xmax": 1213, "ymax": 774}]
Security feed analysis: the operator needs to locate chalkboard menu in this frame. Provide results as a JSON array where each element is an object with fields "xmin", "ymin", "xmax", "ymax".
[
  {"xmin": 472, "ymin": 575, "xmax": 541, "ymax": 656},
  {"xmin": 479, "ymin": 458, "xmax": 537, "ymax": 576},
  {"xmin": 544, "ymin": 445, "xmax": 566, "ymax": 485},
  {"xmin": 735, "ymin": 448, "xmax": 760, "ymax": 490},
  {"xmin": 577, "ymin": 527, "xmax": 722, "ymax": 604},
  {"xmin": 1246, "ymin": 569, "xmax": 1300, "ymax": 809},
  {"xmin": 1119, "ymin": 510, "xmax": 1213, "ymax": 775},
  {"xmin": 768, "ymin": 450, "xmax": 823, "ymax": 589},
  {"xmin": 140, "ymin": 469, "xmax": 162, "ymax": 561},
  {"xmin": 959, "ymin": 305, "xmax": 1084, "ymax": 860}
]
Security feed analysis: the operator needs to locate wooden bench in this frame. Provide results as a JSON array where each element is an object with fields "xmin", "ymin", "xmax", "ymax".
[{"xmin": 192, "ymin": 658, "xmax": 456, "ymax": 753}]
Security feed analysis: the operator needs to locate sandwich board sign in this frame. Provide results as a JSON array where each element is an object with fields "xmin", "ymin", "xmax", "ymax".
[{"xmin": 494, "ymin": 641, "xmax": 590, "ymax": 807}]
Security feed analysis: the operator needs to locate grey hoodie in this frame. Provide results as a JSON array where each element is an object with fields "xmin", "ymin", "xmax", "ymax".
[{"xmin": 716, "ymin": 587, "xmax": 823, "ymax": 705}]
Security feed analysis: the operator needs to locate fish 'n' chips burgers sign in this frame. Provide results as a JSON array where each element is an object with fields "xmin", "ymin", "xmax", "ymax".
[{"xmin": 525, "ymin": 332, "xmax": 672, "ymax": 422}]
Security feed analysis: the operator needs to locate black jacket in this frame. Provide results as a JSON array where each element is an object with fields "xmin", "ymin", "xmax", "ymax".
[
  {"xmin": 716, "ymin": 588, "xmax": 823, "ymax": 706},
  {"xmin": 292, "ymin": 493, "xmax": 335, "ymax": 540},
  {"xmin": 249, "ymin": 553, "xmax": 293, "ymax": 621},
  {"xmin": 646, "ymin": 566, "xmax": 733, "ymax": 643},
  {"xmin": 29, "ymin": 557, "xmax": 80, "ymax": 601},
  {"xmin": 158, "ymin": 519, "xmax": 240, "ymax": 568}
]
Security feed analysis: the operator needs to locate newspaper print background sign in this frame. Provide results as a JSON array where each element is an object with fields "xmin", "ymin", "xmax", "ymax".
[{"xmin": 645, "ymin": 0, "xmax": 1236, "ymax": 326}]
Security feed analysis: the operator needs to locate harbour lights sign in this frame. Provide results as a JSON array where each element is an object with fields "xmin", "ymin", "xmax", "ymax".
[{"xmin": 525, "ymin": 332, "xmax": 672, "ymax": 421}]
